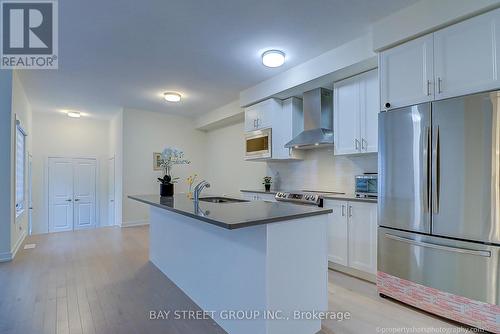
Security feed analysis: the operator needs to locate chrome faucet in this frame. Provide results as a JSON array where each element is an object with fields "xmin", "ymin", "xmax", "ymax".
[{"xmin": 193, "ymin": 180, "xmax": 211, "ymax": 202}]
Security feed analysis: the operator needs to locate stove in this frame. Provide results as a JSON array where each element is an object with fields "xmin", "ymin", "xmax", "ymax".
[{"xmin": 274, "ymin": 190, "xmax": 345, "ymax": 207}]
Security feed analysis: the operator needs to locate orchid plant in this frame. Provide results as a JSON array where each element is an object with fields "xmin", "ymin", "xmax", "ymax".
[{"xmin": 157, "ymin": 147, "xmax": 191, "ymax": 185}]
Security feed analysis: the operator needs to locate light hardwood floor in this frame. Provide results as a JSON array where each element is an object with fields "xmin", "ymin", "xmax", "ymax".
[{"xmin": 0, "ymin": 226, "xmax": 465, "ymax": 334}]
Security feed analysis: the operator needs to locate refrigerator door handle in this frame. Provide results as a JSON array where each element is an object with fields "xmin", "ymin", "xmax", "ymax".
[
  {"xmin": 432, "ymin": 126, "xmax": 440, "ymax": 214},
  {"xmin": 384, "ymin": 233, "xmax": 491, "ymax": 257},
  {"xmin": 423, "ymin": 126, "xmax": 430, "ymax": 212}
]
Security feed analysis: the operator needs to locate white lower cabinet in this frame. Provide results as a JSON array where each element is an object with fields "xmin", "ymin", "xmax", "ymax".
[
  {"xmin": 325, "ymin": 200, "xmax": 349, "ymax": 266},
  {"xmin": 325, "ymin": 199, "xmax": 377, "ymax": 275}
]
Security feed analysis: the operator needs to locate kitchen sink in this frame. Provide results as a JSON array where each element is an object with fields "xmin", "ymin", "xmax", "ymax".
[{"xmin": 198, "ymin": 196, "xmax": 249, "ymax": 204}]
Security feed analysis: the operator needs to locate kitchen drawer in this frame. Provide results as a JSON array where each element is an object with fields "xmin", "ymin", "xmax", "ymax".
[{"xmin": 378, "ymin": 227, "xmax": 500, "ymax": 304}]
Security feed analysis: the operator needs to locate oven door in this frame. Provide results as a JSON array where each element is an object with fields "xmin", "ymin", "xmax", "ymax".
[{"xmin": 245, "ymin": 129, "xmax": 271, "ymax": 160}]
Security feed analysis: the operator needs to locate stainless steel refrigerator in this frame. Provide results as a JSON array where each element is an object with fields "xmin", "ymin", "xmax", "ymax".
[{"xmin": 378, "ymin": 90, "xmax": 500, "ymax": 305}]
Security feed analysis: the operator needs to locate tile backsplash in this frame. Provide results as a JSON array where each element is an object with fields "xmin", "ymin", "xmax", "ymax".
[{"xmin": 266, "ymin": 147, "xmax": 377, "ymax": 193}]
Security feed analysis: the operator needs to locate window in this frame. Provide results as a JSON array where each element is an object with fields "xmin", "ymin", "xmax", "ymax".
[{"xmin": 15, "ymin": 120, "xmax": 26, "ymax": 217}]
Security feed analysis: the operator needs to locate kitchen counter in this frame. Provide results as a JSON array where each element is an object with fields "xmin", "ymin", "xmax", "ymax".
[
  {"xmin": 240, "ymin": 189, "xmax": 378, "ymax": 203},
  {"xmin": 129, "ymin": 194, "xmax": 332, "ymax": 229},
  {"xmin": 129, "ymin": 193, "xmax": 329, "ymax": 334}
]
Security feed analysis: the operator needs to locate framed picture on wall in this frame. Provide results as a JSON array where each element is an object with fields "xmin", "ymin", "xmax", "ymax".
[{"xmin": 153, "ymin": 152, "xmax": 162, "ymax": 171}]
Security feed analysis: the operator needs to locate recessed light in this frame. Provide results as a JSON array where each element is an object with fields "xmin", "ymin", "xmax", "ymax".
[
  {"xmin": 262, "ymin": 50, "xmax": 285, "ymax": 68},
  {"xmin": 164, "ymin": 92, "xmax": 182, "ymax": 102},
  {"xmin": 67, "ymin": 111, "xmax": 81, "ymax": 118}
]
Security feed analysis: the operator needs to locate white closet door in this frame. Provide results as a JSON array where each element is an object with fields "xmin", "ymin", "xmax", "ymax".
[
  {"xmin": 48, "ymin": 158, "xmax": 74, "ymax": 232},
  {"xmin": 73, "ymin": 159, "xmax": 97, "ymax": 230}
]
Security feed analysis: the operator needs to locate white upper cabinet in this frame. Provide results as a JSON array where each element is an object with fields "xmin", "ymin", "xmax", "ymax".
[
  {"xmin": 334, "ymin": 75, "xmax": 360, "ymax": 155},
  {"xmin": 360, "ymin": 70, "xmax": 379, "ymax": 153},
  {"xmin": 244, "ymin": 98, "xmax": 280, "ymax": 132},
  {"xmin": 434, "ymin": 8, "xmax": 500, "ymax": 100},
  {"xmin": 380, "ymin": 8, "xmax": 500, "ymax": 108},
  {"xmin": 379, "ymin": 34, "xmax": 434, "ymax": 110},
  {"xmin": 334, "ymin": 69, "xmax": 379, "ymax": 155},
  {"xmin": 244, "ymin": 97, "xmax": 303, "ymax": 160}
]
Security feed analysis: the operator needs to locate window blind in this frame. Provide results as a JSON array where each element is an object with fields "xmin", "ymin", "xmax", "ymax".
[{"xmin": 15, "ymin": 122, "xmax": 26, "ymax": 215}]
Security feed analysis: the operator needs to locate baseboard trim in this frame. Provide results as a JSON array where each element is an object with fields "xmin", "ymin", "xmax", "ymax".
[
  {"xmin": 0, "ymin": 230, "xmax": 27, "ymax": 262},
  {"xmin": 11, "ymin": 230, "xmax": 27, "ymax": 259},
  {"xmin": 328, "ymin": 261, "xmax": 376, "ymax": 283},
  {"xmin": 0, "ymin": 251, "xmax": 11, "ymax": 262},
  {"xmin": 121, "ymin": 220, "xmax": 149, "ymax": 228}
]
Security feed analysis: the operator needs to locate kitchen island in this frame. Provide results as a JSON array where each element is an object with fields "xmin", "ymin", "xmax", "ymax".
[{"xmin": 129, "ymin": 194, "xmax": 332, "ymax": 334}]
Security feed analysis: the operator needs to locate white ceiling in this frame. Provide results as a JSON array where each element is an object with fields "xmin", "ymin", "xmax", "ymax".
[{"xmin": 18, "ymin": 0, "xmax": 418, "ymax": 119}]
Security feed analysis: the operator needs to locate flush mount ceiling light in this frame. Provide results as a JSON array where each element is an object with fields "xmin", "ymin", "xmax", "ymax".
[
  {"xmin": 164, "ymin": 92, "xmax": 182, "ymax": 102},
  {"xmin": 67, "ymin": 111, "xmax": 81, "ymax": 118},
  {"xmin": 262, "ymin": 50, "xmax": 285, "ymax": 68}
]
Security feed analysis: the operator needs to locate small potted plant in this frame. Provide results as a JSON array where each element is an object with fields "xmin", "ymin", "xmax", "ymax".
[
  {"xmin": 263, "ymin": 176, "xmax": 272, "ymax": 192},
  {"xmin": 157, "ymin": 147, "xmax": 191, "ymax": 197}
]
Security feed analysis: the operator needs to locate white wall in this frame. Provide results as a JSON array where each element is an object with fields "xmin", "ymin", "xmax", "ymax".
[
  {"xmin": 267, "ymin": 149, "xmax": 377, "ymax": 194},
  {"xmin": 0, "ymin": 70, "xmax": 13, "ymax": 260},
  {"xmin": 204, "ymin": 121, "xmax": 267, "ymax": 195},
  {"xmin": 11, "ymin": 72, "xmax": 33, "ymax": 254},
  {"xmin": 31, "ymin": 112, "xmax": 110, "ymax": 234},
  {"xmin": 109, "ymin": 110, "xmax": 123, "ymax": 226},
  {"xmin": 121, "ymin": 108, "xmax": 207, "ymax": 225}
]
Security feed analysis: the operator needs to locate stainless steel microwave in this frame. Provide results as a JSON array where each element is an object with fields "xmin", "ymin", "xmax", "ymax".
[
  {"xmin": 355, "ymin": 174, "xmax": 378, "ymax": 198},
  {"xmin": 245, "ymin": 128, "xmax": 272, "ymax": 160}
]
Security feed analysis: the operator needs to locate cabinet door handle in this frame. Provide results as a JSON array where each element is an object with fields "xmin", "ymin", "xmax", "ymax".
[
  {"xmin": 348, "ymin": 206, "xmax": 353, "ymax": 217},
  {"xmin": 426, "ymin": 80, "xmax": 431, "ymax": 96},
  {"xmin": 354, "ymin": 139, "xmax": 360, "ymax": 150},
  {"xmin": 253, "ymin": 119, "xmax": 257, "ymax": 128},
  {"xmin": 341, "ymin": 205, "xmax": 345, "ymax": 217},
  {"xmin": 437, "ymin": 77, "xmax": 442, "ymax": 94},
  {"xmin": 361, "ymin": 138, "xmax": 367, "ymax": 151}
]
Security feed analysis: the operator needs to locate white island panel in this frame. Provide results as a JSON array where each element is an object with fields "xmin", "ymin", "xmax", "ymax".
[{"xmin": 149, "ymin": 206, "xmax": 328, "ymax": 334}]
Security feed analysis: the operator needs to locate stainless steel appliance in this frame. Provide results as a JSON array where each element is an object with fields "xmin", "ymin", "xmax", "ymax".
[
  {"xmin": 284, "ymin": 88, "xmax": 334, "ymax": 149},
  {"xmin": 355, "ymin": 174, "xmax": 378, "ymax": 198},
  {"xmin": 275, "ymin": 191, "xmax": 323, "ymax": 206},
  {"xmin": 378, "ymin": 90, "xmax": 500, "ymax": 305},
  {"xmin": 275, "ymin": 190, "xmax": 344, "ymax": 207},
  {"xmin": 244, "ymin": 128, "xmax": 271, "ymax": 160}
]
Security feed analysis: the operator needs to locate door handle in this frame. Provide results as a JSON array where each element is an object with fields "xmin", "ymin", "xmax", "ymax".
[
  {"xmin": 437, "ymin": 77, "xmax": 442, "ymax": 94},
  {"xmin": 432, "ymin": 126, "xmax": 440, "ymax": 214},
  {"xmin": 426, "ymin": 80, "xmax": 431, "ymax": 96},
  {"xmin": 354, "ymin": 139, "xmax": 360, "ymax": 151},
  {"xmin": 341, "ymin": 205, "xmax": 345, "ymax": 217},
  {"xmin": 361, "ymin": 138, "xmax": 367, "ymax": 151},
  {"xmin": 66, "ymin": 199, "xmax": 72, "ymax": 202},
  {"xmin": 74, "ymin": 199, "xmax": 80, "ymax": 202},
  {"xmin": 385, "ymin": 234, "xmax": 491, "ymax": 257},
  {"xmin": 348, "ymin": 205, "xmax": 353, "ymax": 217},
  {"xmin": 423, "ymin": 126, "xmax": 430, "ymax": 212}
]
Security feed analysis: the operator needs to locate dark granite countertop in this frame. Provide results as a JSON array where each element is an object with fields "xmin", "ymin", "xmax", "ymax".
[
  {"xmin": 128, "ymin": 194, "xmax": 332, "ymax": 230},
  {"xmin": 240, "ymin": 189, "xmax": 377, "ymax": 203}
]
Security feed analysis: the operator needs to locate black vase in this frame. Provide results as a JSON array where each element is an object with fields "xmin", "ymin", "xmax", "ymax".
[
  {"xmin": 264, "ymin": 184, "xmax": 271, "ymax": 192},
  {"xmin": 160, "ymin": 183, "xmax": 174, "ymax": 197}
]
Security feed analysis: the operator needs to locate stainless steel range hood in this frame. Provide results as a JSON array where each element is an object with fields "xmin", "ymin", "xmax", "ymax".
[{"xmin": 284, "ymin": 88, "xmax": 333, "ymax": 149}]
